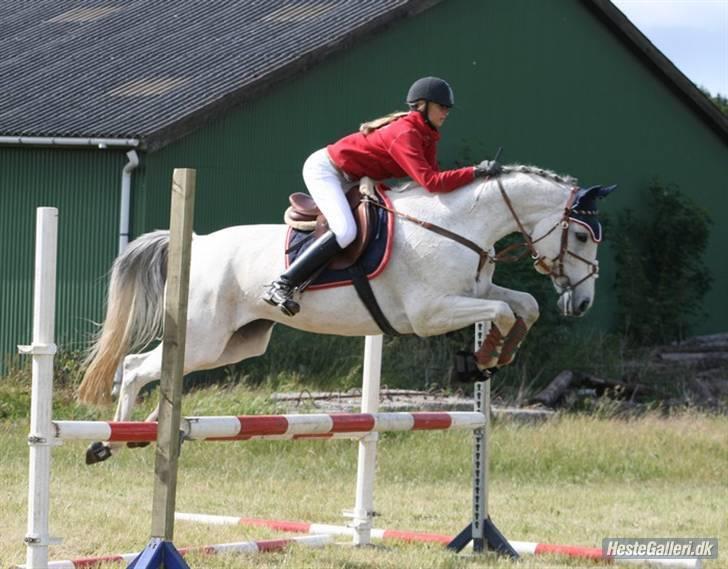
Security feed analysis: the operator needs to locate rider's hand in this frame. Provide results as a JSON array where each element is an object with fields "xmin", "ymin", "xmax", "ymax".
[{"xmin": 473, "ymin": 160, "xmax": 503, "ymax": 177}]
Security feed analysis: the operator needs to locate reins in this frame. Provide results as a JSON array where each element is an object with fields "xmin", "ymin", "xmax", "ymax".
[
  {"xmin": 365, "ymin": 176, "xmax": 600, "ymax": 292},
  {"xmin": 363, "ymin": 198, "xmax": 492, "ymax": 281}
]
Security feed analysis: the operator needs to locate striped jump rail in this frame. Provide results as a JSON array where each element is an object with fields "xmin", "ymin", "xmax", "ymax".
[
  {"xmin": 52, "ymin": 412, "xmax": 485, "ymax": 443},
  {"xmin": 14, "ymin": 534, "xmax": 331, "ymax": 569},
  {"xmin": 175, "ymin": 513, "xmax": 702, "ymax": 569}
]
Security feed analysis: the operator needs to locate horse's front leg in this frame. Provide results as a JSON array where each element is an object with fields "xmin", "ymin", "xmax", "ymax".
[
  {"xmin": 412, "ymin": 294, "xmax": 517, "ymax": 336},
  {"xmin": 409, "ymin": 294, "xmax": 520, "ymax": 369},
  {"xmin": 483, "ymin": 284, "xmax": 539, "ymax": 366}
]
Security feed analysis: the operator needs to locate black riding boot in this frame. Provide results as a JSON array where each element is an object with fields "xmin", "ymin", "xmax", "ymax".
[{"xmin": 263, "ymin": 230, "xmax": 342, "ymax": 316}]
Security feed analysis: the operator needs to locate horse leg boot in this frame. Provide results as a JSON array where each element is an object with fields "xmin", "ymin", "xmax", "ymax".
[{"xmin": 263, "ymin": 230, "xmax": 341, "ymax": 316}]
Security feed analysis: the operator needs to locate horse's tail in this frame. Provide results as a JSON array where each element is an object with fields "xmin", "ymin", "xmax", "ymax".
[{"xmin": 78, "ymin": 231, "xmax": 170, "ymax": 406}]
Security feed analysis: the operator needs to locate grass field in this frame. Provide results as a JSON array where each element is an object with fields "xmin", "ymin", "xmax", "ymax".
[{"xmin": 1, "ymin": 384, "xmax": 726, "ymax": 568}]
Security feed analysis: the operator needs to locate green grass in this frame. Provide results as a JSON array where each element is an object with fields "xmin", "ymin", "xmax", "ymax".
[{"xmin": 1, "ymin": 384, "xmax": 726, "ymax": 568}]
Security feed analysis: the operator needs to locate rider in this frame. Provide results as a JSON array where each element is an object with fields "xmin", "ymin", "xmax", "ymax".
[{"xmin": 263, "ymin": 76, "xmax": 503, "ymax": 316}]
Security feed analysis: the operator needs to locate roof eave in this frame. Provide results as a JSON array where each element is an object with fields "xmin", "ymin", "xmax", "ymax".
[
  {"xmin": 582, "ymin": 0, "xmax": 728, "ymax": 146},
  {"xmin": 142, "ymin": 0, "xmax": 444, "ymax": 152},
  {"xmin": 0, "ymin": 136, "xmax": 141, "ymax": 149}
]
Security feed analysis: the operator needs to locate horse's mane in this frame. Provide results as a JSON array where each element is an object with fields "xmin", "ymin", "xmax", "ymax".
[
  {"xmin": 389, "ymin": 164, "xmax": 578, "ymax": 193},
  {"xmin": 501, "ymin": 164, "xmax": 578, "ymax": 186}
]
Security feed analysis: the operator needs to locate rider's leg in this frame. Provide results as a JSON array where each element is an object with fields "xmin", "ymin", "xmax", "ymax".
[{"xmin": 263, "ymin": 148, "xmax": 357, "ymax": 316}]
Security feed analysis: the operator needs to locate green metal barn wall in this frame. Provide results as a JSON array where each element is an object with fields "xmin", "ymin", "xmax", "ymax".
[
  {"xmin": 3, "ymin": 0, "xmax": 725, "ymax": 367},
  {"xmin": 0, "ymin": 147, "xmax": 124, "ymax": 365},
  {"xmin": 137, "ymin": 0, "xmax": 728, "ymax": 334}
]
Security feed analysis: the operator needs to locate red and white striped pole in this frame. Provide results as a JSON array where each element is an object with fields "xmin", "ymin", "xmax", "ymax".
[
  {"xmin": 174, "ymin": 513, "xmax": 701, "ymax": 568},
  {"xmin": 51, "ymin": 411, "xmax": 485, "ymax": 443},
  {"xmin": 14, "ymin": 534, "xmax": 331, "ymax": 569}
]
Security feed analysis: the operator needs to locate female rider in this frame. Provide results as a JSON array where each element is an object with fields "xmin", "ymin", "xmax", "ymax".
[{"xmin": 263, "ymin": 76, "xmax": 502, "ymax": 316}]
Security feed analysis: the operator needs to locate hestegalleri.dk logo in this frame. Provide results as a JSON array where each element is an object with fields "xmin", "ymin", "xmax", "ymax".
[{"xmin": 602, "ymin": 538, "xmax": 718, "ymax": 560}]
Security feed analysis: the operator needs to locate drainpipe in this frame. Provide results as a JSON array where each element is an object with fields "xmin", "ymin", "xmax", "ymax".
[{"xmin": 119, "ymin": 150, "xmax": 139, "ymax": 253}]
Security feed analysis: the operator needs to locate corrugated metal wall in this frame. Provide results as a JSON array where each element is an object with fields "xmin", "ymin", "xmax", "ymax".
[{"xmin": 0, "ymin": 147, "xmax": 125, "ymax": 367}]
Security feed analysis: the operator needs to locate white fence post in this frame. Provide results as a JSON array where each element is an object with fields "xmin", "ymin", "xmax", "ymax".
[
  {"xmin": 20, "ymin": 207, "xmax": 60, "ymax": 569},
  {"xmin": 349, "ymin": 335, "xmax": 383, "ymax": 545}
]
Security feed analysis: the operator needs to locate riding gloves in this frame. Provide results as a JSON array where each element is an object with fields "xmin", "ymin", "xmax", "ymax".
[{"xmin": 474, "ymin": 160, "xmax": 503, "ymax": 177}]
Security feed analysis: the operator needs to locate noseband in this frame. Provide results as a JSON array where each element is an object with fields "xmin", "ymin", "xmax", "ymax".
[{"xmin": 495, "ymin": 179, "xmax": 600, "ymax": 296}]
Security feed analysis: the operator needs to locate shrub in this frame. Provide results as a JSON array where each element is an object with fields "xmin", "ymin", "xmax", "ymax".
[{"xmin": 612, "ymin": 182, "xmax": 712, "ymax": 345}]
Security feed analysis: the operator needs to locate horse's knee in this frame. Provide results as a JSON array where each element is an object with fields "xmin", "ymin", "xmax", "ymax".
[
  {"xmin": 520, "ymin": 295, "xmax": 540, "ymax": 327},
  {"xmin": 493, "ymin": 302, "xmax": 516, "ymax": 333}
]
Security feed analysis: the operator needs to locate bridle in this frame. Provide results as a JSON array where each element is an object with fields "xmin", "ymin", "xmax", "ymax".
[{"xmin": 495, "ymin": 178, "xmax": 600, "ymax": 297}]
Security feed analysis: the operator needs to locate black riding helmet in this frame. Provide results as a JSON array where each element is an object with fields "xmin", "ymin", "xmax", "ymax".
[{"xmin": 406, "ymin": 76, "xmax": 455, "ymax": 108}]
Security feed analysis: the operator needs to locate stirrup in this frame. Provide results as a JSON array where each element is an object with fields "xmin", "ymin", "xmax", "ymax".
[{"xmin": 263, "ymin": 281, "xmax": 301, "ymax": 316}]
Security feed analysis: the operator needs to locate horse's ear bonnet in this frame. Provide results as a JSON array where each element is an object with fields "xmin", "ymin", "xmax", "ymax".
[{"xmin": 569, "ymin": 185, "xmax": 617, "ymax": 242}]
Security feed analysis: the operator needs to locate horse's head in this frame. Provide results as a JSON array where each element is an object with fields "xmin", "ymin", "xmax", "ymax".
[{"xmin": 530, "ymin": 184, "xmax": 616, "ymax": 317}]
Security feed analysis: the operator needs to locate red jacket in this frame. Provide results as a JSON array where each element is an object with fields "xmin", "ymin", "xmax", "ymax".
[{"xmin": 327, "ymin": 111, "xmax": 475, "ymax": 193}]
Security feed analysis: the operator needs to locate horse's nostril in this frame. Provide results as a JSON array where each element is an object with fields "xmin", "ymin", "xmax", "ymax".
[{"xmin": 578, "ymin": 299, "xmax": 591, "ymax": 313}]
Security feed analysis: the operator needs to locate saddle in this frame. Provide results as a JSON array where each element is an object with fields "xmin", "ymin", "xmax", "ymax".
[{"xmin": 284, "ymin": 177, "xmax": 378, "ymax": 270}]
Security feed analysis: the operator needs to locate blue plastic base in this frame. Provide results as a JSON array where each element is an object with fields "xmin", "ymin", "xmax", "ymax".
[{"xmin": 127, "ymin": 538, "xmax": 190, "ymax": 569}]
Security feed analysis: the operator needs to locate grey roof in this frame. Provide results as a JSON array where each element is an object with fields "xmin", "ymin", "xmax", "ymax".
[
  {"xmin": 1, "ymin": 0, "xmax": 725, "ymax": 151},
  {"xmin": 0, "ymin": 0, "xmax": 438, "ymax": 150}
]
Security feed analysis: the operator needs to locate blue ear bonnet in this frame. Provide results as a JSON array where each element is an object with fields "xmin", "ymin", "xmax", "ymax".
[{"xmin": 569, "ymin": 185, "xmax": 617, "ymax": 242}]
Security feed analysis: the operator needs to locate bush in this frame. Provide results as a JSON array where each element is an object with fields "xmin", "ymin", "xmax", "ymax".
[{"xmin": 612, "ymin": 182, "xmax": 712, "ymax": 345}]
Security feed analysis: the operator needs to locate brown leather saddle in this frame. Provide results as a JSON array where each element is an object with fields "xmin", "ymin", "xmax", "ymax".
[{"xmin": 284, "ymin": 177, "xmax": 378, "ymax": 270}]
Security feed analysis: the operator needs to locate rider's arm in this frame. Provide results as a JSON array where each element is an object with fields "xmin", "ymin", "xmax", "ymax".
[{"xmin": 387, "ymin": 129, "xmax": 475, "ymax": 193}]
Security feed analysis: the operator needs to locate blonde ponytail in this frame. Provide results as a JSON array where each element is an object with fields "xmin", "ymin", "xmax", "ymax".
[{"xmin": 359, "ymin": 111, "xmax": 409, "ymax": 134}]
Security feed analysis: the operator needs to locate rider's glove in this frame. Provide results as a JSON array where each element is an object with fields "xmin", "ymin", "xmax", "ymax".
[{"xmin": 473, "ymin": 160, "xmax": 503, "ymax": 178}]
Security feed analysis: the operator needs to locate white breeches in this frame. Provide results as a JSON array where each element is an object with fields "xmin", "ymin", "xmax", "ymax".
[{"xmin": 302, "ymin": 148, "xmax": 357, "ymax": 248}]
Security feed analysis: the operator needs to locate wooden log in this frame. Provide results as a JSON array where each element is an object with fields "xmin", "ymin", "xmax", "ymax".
[
  {"xmin": 530, "ymin": 371, "xmax": 574, "ymax": 407},
  {"xmin": 270, "ymin": 389, "xmax": 428, "ymax": 402},
  {"xmin": 657, "ymin": 352, "xmax": 728, "ymax": 363}
]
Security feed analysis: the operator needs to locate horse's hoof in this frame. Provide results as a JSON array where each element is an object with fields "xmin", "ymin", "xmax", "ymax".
[
  {"xmin": 452, "ymin": 351, "xmax": 493, "ymax": 383},
  {"xmin": 85, "ymin": 441, "xmax": 112, "ymax": 465},
  {"xmin": 127, "ymin": 441, "xmax": 150, "ymax": 449}
]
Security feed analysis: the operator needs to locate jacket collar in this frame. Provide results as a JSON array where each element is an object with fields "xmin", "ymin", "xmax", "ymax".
[{"xmin": 408, "ymin": 110, "xmax": 441, "ymax": 140}]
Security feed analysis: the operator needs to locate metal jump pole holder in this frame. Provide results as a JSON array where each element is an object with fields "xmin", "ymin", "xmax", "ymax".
[{"xmin": 447, "ymin": 321, "xmax": 518, "ymax": 557}]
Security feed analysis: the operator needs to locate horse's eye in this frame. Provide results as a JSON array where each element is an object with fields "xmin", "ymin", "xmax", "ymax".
[{"xmin": 575, "ymin": 232, "xmax": 588, "ymax": 243}]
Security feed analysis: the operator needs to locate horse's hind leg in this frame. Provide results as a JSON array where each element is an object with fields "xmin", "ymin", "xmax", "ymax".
[
  {"xmin": 212, "ymin": 319, "xmax": 276, "ymax": 370},
  {"xmin": 134, "ymin": 319, "xmax": 276, "ymax": 423},
  {"xmin": 85, "ymin": 320, "xmax": 275, "ymax": 465},
  {"xmin": 85, "ymin": 346, "xmax": 163, "ymax": 464}
]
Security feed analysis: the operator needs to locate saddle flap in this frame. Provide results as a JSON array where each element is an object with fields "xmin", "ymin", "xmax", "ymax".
[
  {"xmin": 285, "ymin": 178, "xmax": 379, "ymax": 270},
  {"xmin": 328, "ymin": 197, "xmax": 373, "ymax": 270}
]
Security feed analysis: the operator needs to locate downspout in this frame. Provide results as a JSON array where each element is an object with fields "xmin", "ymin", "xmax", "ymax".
[
  {"xmin": 115, "ymin": 149, "xmax": 139, "ymax": 397},
  {"xmin": 119, "ymin": 149, "xmax": 139, "ymax": 253}
]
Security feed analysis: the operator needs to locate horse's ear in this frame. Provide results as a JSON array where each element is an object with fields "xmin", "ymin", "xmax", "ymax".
[
  {"xmin": 578, "ymin": 184, "xmax": 616, "ymax": 202},
  {"xmin": 597, "ymin": 184, "xmax": 617, "ymax": 198}
]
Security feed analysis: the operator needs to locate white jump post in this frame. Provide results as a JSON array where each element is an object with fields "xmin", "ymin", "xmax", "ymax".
[
  {"xmin": 20, "ymin": 207, "xmax": 59, "ymax": 569},
  {"xmin": 348, "ymin": 335, "xmax": 383, "ymax": 545}
]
